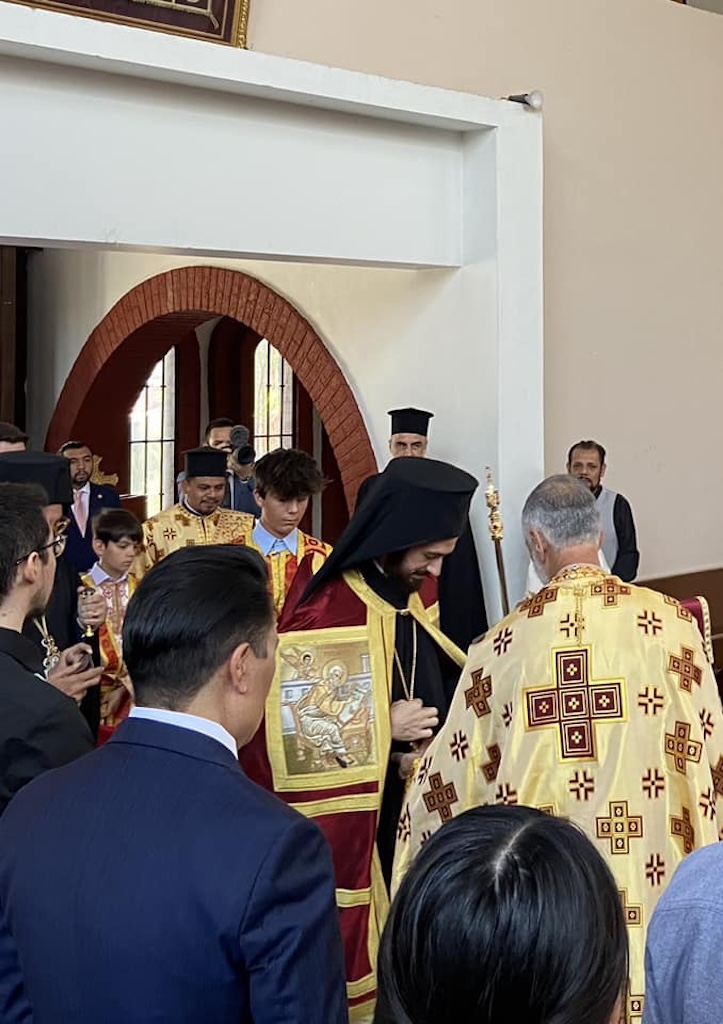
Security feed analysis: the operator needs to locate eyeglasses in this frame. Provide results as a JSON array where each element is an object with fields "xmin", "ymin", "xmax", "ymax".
[{"xmin": 15, "ymin": 528, "xmax": 68, "ymax": 566}]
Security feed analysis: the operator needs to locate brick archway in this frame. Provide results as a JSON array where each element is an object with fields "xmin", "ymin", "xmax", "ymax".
[{"xmin": 46, "ymin": 267, "xmax": 377, "ymax": 509}]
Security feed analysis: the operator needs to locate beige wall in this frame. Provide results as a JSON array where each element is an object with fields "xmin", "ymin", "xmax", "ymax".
[{"xmin": 247, "ymin": 0, "xmax": 723, "ymax": 577}]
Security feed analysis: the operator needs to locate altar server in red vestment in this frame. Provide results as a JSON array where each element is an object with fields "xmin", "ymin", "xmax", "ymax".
[{"xmin": 241, "ymin": 457, "xmax": 478, "ymax": 1022}]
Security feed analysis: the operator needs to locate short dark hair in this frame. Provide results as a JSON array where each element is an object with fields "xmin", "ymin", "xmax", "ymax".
[
  {"xmin": 58, "ymin": 440, "xmax": 92, "ymax": 455},
  {"xmin": 0, "ymin": 422, "xmax": 28, "ymax": 446},
  {"xmin": 92, "ymin": 509, "xmax": 143, "ymax": 546},
  {"xmin": 567, "ymin": 440, "xmax": 606, "ymax": 466},
  {"xmin": 0, "ymin": 483, "xmax": 52, "ymax": 600},
  {"xmin": 123, "ymin": 545, "xmax": 274, "ymax": 710},
  {"xmin": 377, "ymin": 806, "xmax": 627, "ymax": 1024},
  {"xmin": 254, "ymin": 448, "xmax": 325, "ymax": 501},
  {"xmin": 203, "ymin": 418, "xmax": 234, "ymax": 442}
]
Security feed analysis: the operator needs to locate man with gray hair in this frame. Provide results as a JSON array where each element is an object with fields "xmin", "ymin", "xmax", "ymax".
[{"xmin": 394, "ymin": 475, "xmax": 723, "ymax": 1020}]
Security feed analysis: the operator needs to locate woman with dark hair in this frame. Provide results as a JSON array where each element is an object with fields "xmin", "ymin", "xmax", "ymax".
[{"xmin": 376, "ymin": 806, "xmax": 628, "ymax": 1024}]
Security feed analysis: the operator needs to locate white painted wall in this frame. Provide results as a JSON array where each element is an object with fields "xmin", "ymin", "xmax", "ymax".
[
  {"xmin": 2, "ymin": 4, "xmax": 543, "ymax": 620},
  {"xmin": 27, "ymin": 249, "xmax": 532, "ymax": 617}
]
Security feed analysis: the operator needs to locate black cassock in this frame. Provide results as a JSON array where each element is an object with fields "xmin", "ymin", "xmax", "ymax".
[
  {"xmin": 0, "ymin": 628, "xmax": 93, "ymax": 815},
  {"xmin": 356, "ymin": 474, "xmax": 488, "ymax": 652},
  {"xmin": 359, "ymin": 563, "xmax": 461, "ymax": 889},
  {"xmin": 21, "ymin": 555, "xmax": 101, "ymax": 739}
]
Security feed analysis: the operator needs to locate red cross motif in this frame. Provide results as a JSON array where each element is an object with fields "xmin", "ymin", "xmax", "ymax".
[
  {"xmin": 519, "ymin": 587, "xmax": 558, "ymax": 619},
  {"xmin": 671, "ymin": 806, "xmax": 696, "ymax": 855},
  {"xmin": 700, "ymin": 709, "xmax": 715, "ymax": 740},
  {"xmin": 492, "ymin": 627, "xmax": 513, "ymax": 656},
  {"xmin": 637, "ymin": 611, "xmax": 663, "ymax": 637},
  {"xmin": 664, "ymin": 594, "xmax": 693, "ymax": 623},
  {"xmin": 637, "ymin": 686, "xmax": 665, "ymax": 716},
  {"xmin": 700, "ymin": 787, "xmax": 716, "ymax": 821},
  {"xmin": 596, "ymin": 800, "xmax": 643, "ymax": 854},
  {"xmin": 416, "ymin": 756, "xmax": 432, "ymax": 786},
  {"xmin": 590, "ymin": 578, "xmax": 631, "ymax": 607},
  {"xmin": 712, "ymin": 756, "xmax": 723, "ymax": 797},
  {"xmin": 423, "ymin": 772, "xmax": 459, "ymax": 823},
  {"xmin": 569, "ymin": 769, "xmax": 595, "ymax": 801},
  {"xmin": 397, "ymin": 806, "xmax": 411, "ymax": 843},
  {"xmin": 619, "ymin": 888, "xmax": 643, "ymax": 927},
  {"xmin": 481, "ymin": 743, "xmax": 501, "ymax": 783},
  {"xmin": 495, "ymin": 783, "xmax": 518, "ymax": 805},
  {"xmin": 162, "ymin": 526, "xmax": 178, "ymax": 542},
  {"xmin": 465, "ymin": 669, "xmax": 493, "ymax": 718},
  {"xmin": 449, "ymin": 731, "xmax": 469, "ymax": 762},
  {"xmin": 525, "ymin": 647, "xmax": 624, "ymax": 760},
  {"xmin": 641, "ymin": 768, "xmax": 665, "ymax": 799},
  {"xmin": 665, "ymin": 721, "xmax": 702, "ymax": 776},
  {"xmin": 645, "ymin": 853, "xmax": 665, "ymax": 887},
  {"xmin": 669, "ymin": 646, "xmax": 703, "ymax": 693}
]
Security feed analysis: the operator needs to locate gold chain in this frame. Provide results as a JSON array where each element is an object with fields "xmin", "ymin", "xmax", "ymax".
[
  {"xmin": 393, "ymin": 618, "xmax": 418, "ymax": 701},
  {"xmin": 32, "ymin": 616, "xmax": 61, "ymax": 675}
]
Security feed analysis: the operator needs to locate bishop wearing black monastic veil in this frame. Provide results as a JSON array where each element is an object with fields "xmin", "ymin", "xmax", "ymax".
[{"xmin": 355, "ymin": 407, "xmax": 488, "ymax": 653}]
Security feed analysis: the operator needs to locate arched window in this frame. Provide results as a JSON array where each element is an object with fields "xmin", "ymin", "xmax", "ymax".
[
  {"xmin": 129, "ymin": 349, "xmax": 176, "ymax": 516},
  {"xmin": 254, "ymin": 338, "xmax": 294, "ymax": 456}
]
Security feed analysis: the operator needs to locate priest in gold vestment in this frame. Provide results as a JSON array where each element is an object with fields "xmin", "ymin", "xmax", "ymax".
[
  {"xmin": 394, "ymin": 476, "xmax": 723, "ymax": 1024},
  {"xmin": 134, "ymin": 448, "xmax": 255, "ymax": 578}
]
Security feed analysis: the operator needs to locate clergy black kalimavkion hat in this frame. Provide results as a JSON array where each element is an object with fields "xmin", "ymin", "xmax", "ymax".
[
  {"xmin": 388, "ymin": 407, "xmax": 434, "ymax": 437},
  {"xmin": 184, "ymin": 447, "xmax": 228, "ymax": 479},
  {"xmin": 301, "ymin": 456, "xmax": 477, "ymax": 602},
  {"xmin": 0, "ymin": 451, "xmax": 73, "ymax": 504}
]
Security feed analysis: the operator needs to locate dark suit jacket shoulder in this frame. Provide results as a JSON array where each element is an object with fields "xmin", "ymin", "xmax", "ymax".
[
  {"xmin": 0, "ymin": 718, "xmax": 347, "ymax": 1024},
  {"xmin": 0, "ymin": 629, "xmax": 93, "ymax": 815}
]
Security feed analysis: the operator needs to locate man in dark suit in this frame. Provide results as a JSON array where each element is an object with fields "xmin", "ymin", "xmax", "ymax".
[
  {"xmin": 0, "ymin": 483, "xmax": 93, "ymax": 816},
  {"xmin": 59, "ymin": 441, "xmax": 121, "ymax": 573},
  {"xmin": 0, "ymin": 544, "xmax": 348, "ymax": 1024}
]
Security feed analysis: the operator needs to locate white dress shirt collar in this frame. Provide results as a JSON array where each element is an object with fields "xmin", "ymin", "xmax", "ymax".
[
  {"xmin": 74, "ymin": 482, "xmax": 91, "ymax": 499},
  {"xmin": 88, "ymin": 561, "xmax": 129, "ymax": 586},
  {"xmin": 128, "ymin": 706, "xmax": 237, "ymax": 757},
  {"xmin": 253, "ymin": 519, "xmax": 298, "ymax": 556}
]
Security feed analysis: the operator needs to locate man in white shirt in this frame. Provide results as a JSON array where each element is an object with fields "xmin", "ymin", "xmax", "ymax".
[{"xmin": 0, "ymin": 543, "xmax": 348, "ymax": 1024}]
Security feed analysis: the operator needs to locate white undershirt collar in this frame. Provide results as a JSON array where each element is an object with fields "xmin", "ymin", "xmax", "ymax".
[{"xmin": 128, "ymin": 706, "xmax": 237, "ymax": 757}]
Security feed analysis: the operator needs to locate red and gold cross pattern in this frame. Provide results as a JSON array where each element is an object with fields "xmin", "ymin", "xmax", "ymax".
[
  {"xmin": 596, "ymin": 800, "xmax": 644, "ymax": 855},
  {"xmin": 481, "ymin": 743, "xmax": 501, "ymax": 783},
  {"xmin": 590, "ymin": 578, "xmax": 631, "ymax": 608},
  {"xmin": 619, "ymin": 888, "xmax": 643, "ymax": 928},
  {"xmin": 465, "ymin": 669, "xmax": 493, "ymax": 718},
  {"xmin": 668, "ymin": 645, "xmax": 703, "ymax": 694},
  {"xmin": 518, "ymin": 587, "xmax": 558, "ymax": 619},
  {"xmin": 671, "ymin": 806, "xmax": 696, "ymax": 855},
  {"xmin": 525, "ymin": 647, "xmax": 625, "ymax": 760},
  {"xmin": 664, "ymin": 721, "xmax": 702, "ymax": 776},
  {"xmin": 422, "ymin": 772, "xmax": 459, "ymax": 823}
]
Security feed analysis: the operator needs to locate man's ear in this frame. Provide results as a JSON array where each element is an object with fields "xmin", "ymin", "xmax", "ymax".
[
  {"xmin": 528, "ymin": 528, "xmax": 547, "ymax": 561},
  {"xmin": 227, "ymin": 641, "xmax": 252, "ymax": 695},
  {"xmin": 600, "ymin": 463, "xmax": 607, "ymax": 481},
  {"xmin": 17, "ymin": 550, "xmax": 42, "ymax": 588},
  {"xmin": 92, "ymin": 538, "xmax": 104, "ymax": 559}
]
